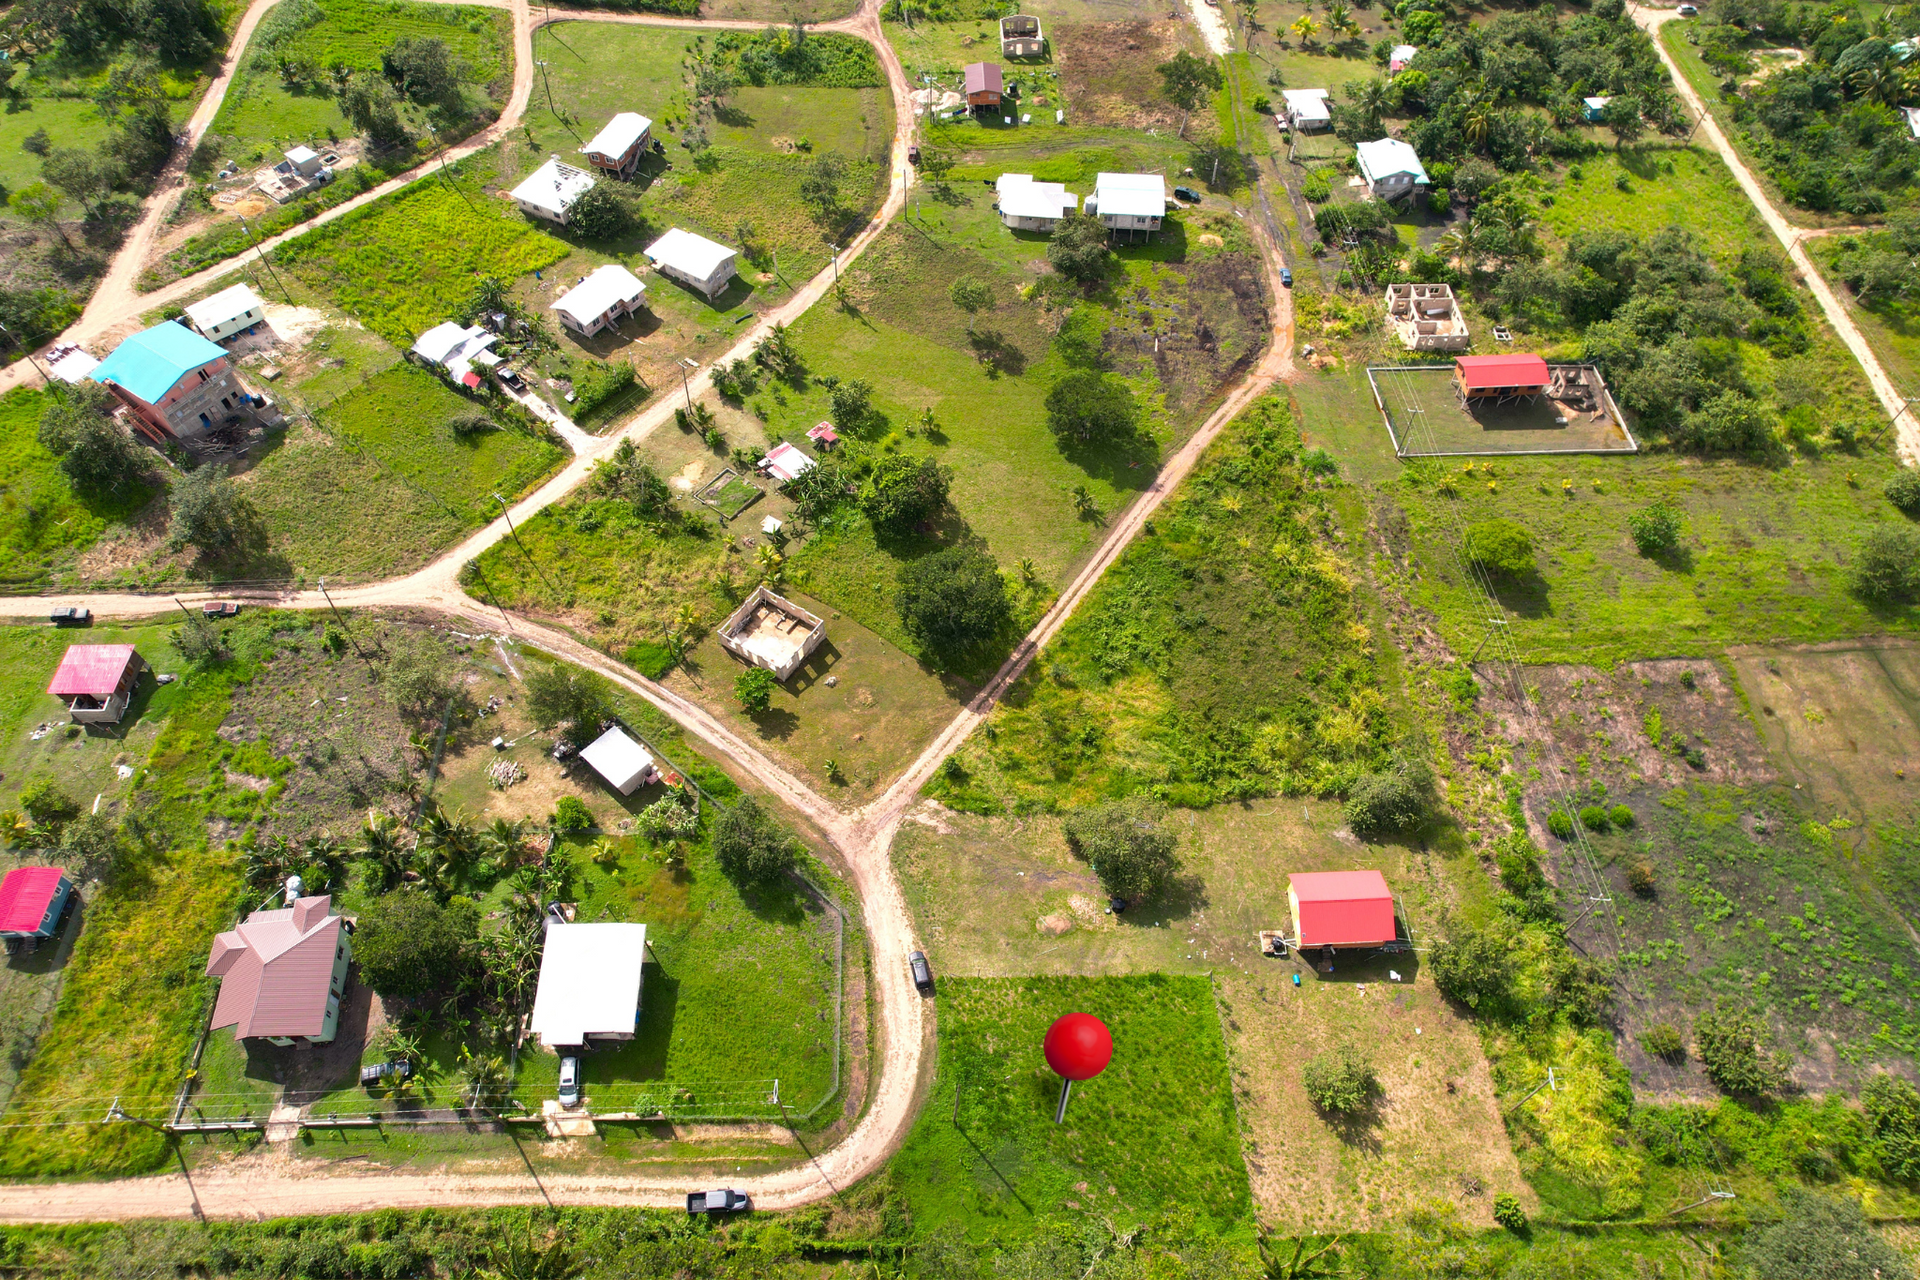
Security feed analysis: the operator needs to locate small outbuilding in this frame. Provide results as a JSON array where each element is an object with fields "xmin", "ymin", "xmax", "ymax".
[
  {"xmin": 1288, "ymin": 870, "xmax": 1397, "ymax": 949},
  {"xmin": 1388, "ymin": 43, "xmax": 1418, "ymax": 72},
  {"xmin": 580, "ymin": 112, "xmax": 654, "ymax": 178},
  {"xmin": 964, "ymin": 61, "xmax": 1004, "ymax": 109},
  {"xmin": 1086, "ymin": 172, "xmax": 1166, "ymax": 234},
  {"xmin": 1000, "ymin": 15, "xmax": 1044, "ymax": 57},
  {"xmin": 46, "ymin": 644, "xmax": 146, "ymax": 724},
  {"xmin": 1281, "ymin": 88, "xmax": 1332, "ymax": 131},
  {"xmin": 206, "ymin": 894, "xmax": 352, "ymax": 1046},
  {"xmin": 43, "ymin": 344, "xmax": 99, "ymax": 385},
  {"xmin": 579, "ymin": 726, "xmax": 659, "ymax": 796},
  {"xmin": 1582, "ymin": 96, "xmax": 1611, "ymax": 123},
  {"xmin": 995, "ymin": 173, "xmax": 1078, "ymax": 231},
  {"xmin": 0, "ymin": 867, "xmax": 74, "ymax": 946},
  {"xmin": 511, "ymin": 156, "xmax": 597, "ymax": 225},
  {"xmin": 759, "ymin": 441, "xmax": 817, "ymax": 483},
  {"xmin": 1355, "ymin": 138, "xmax": 1429, "ymax": 199},
  {"xmin": 719, "ymin": 586, "xmax": 826, "ymax": 681},
  {"xmin": 410, "ymin": 321, "xmax": 501, "ymax": 385},
  {"xmin": 1455, "ymin": 353, "xmax": 1550, "ymax": 405},
  {"xmin": 184, "ymin": 283, "xmax": 268, "ymax": 344},
  {"xmin": 643, "ymin": 227, "xmax": 740, "ymax": 299},
  {"xmin": 551, "ymin": 264, "xmax": 648, "ymax": 337},
  {"xmin": 530, "ymin": 922, "xmax": 648, "ymax": 1048}
]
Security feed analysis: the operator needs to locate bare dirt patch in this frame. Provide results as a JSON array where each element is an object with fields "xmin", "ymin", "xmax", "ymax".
[{"xmin": 1055, "ymin": 21, "xmax": 1206, "ymax": 132}]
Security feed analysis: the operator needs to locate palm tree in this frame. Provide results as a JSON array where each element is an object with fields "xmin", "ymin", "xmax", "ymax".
[
  {"xmin": 300, "ymin": 833, "xmax": 348, "ymax": 890},
  {"xmin": 1289, "ymin": 13, "xmax": 1320, "ymax": 47},
  {"xmin": 1437, "ymin": 224, "xmax": 1481, "ymax": 275},
  {"xmin": 1326, "ymin": 1, "xmax": 1355, "ymax": 37},
  {"xmin": 458, "ymin": 1049, "xmax": 512, "ymax": 1113},
  {"xmin": 480, "ymin": 816, "xmax": 530, "ymax": 869},
  {"xmin": 244, "ymin": 840, "xmax": 293, "ymax": 891},
  {"xmin": 416, "ymin": 803, "xmax": 481, "ymax": 889},
  {"xmin": 358, "ymin": 809, "xmax": 411, "ymax": 893},
  {"xmin": 1462, "ymin": 99, "xmax": 1492, "ymax": 150}
]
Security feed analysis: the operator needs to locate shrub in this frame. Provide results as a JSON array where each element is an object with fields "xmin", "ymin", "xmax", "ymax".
[
  {"xmin": 1626, "ymin": 858, "xmax": 1656, "ymax": 896},
  {"xmin": 1344, "ymin": 753, "xmax": 1436, "ymax": 838},
  {"xmin": 1609, "ymin": 803, "xmax": 1634, "ymax": 828},
  {"xmin": 1887, "ymin": 469, "xmax": 1920, "ymax": 516},
  {"xmin": 895, "ymin": 545, "xmax": 1011, "ymax": 657},
  {"xmin": 1741, "ymin": 1190, "xmax": 1912, "ymax": 1280},
  {"xmin": 1045, "ymin": 370, "xmax": 1139, "ymax": 447},
  {"xmin": 636, "ymin": 792, "xmax": 698, "ymax": 843},
  {"xmin": 1302, "ymin": 1045, "xmax": 1379, "ymax": 1115},
  {"xmin": 860, "ymin": 454, "xmax": 951, "ymax": 533},
  {"xmin": 166, "ymin": 463, "xmax": 248, "ymax": 556},
  {"xmin": 1429, "ymin": 919, "xmax": 1512, "ymax": 1010},
  {"xmin": 170, "ymin": 616, "xmax": 229, "ymax": 665},
  {"xmin": 1627, "ymin": 500, "xmax": 1682, "ymax": 555},
  {"xmin": 734, "ymin": 665, "xmax": 777, "ymax": 713},
  {"xmin": 713, "ymin": 795, "xmax": 800, "ymax": 883},
  {"xmin": 1866, "ymin": 1075, "xmax": 1920, "ymax": 1182},
  {"xmin": 1047, "ymin": 211, "xmax": 1112, "ymax": 282},
  {"xmin": 524, "ymin": 664, "xmax": 615, "ymax": 746},
  {"xmin": 1640, "ymin": 1023, "xmax": 1684, "ymax": 1061},
  {"xmin": 18, "ymin": 781, "xmax": 78, "ymax": 827},
  {"xmin": 1851, "ymin": 526, "xmax": 1920, "ymax": 600},
  {"xmin": 1300, "ymin": 170, "xmax": 1332, "ymax": 202},
  {"xmin": 354, "ymin": 888, "xmax": 478, "ymax": 999},
  {"xmin": 1492, "ymin": 1194, "xmax": 1527, "ymax": 1232},
  {"xmin": 1547, "ymin": 810, "xmax": 1574, "ymax": 839},
  {"xmin": 1694, "ymin": 1005, "xmax": 1782, "ymax": 1096},
  {"xmin": 551, "ymin": 796, "xmax": 594, "ymax": 833},
  {"xmin": 1577, "ymin": 804, "xmax": 1610, "ymax": 833},
  {"xmin": 1061, "ymin": 797, "xmax": 1180, "ymax": 902},
  {"xmin": 1463, "ymin": 518, "xmax": 1534, "ymax": 577}
]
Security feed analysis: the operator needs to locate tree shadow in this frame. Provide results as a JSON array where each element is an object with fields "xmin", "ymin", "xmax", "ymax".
[
  {"xmin": 1486, "ymin": 570, "xmax": 1551, "ymax": 620},
  {"xmin": 1323, "ymin": 1104, "xmax": 1385, "ymax": 1154},
  {"xmin": 749, "ymin": 706, "xmax": 800, "ymax": 741},
  {"xmin": 967, "ymin": 328, "xmax": 1026, "ymax": 375},
  {"xmin": 1058, "ymin": 432, "xmax": 1160, "ymax": 492},
  {"xmin": 1644, "ymin": 544, "xmax": 1696, "ymax": 575},
  {"xmin": 713, "ymin": 105, "xmax": 755, "ymax": 128}
]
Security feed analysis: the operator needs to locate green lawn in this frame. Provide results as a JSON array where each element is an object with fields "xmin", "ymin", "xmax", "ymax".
[
  {"xmin": 890, "ymin": 974, "xmax": 1251, "ymax": 1239},
  {"xmin": 0, "ymin": 388, "xmax": 155, "ymax": 590},
  {"xmin": 1807, "ymin": 233, "xmax": 1920, "ymax": 406},
  {"xmin": 0, "ymin": 100, "xmax": 116, "ymax": 210},
  {"xmin": 1543, "ymin": 144, "xmax": 1778, "ymax": 265}
]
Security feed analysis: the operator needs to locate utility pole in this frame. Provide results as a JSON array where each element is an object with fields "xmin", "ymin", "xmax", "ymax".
[
  {"xmin": 493, "ymin": 492, "xmax": 557, "ymax": 596},
  {"xmin": 317, "ymin": 578, "xmax": 377, "ymax": 676},
  {"xmin": 173, "ymin": 597, "xmax": 197, "ymax": 625},
  {"xmin": 677, "ymin": 357, "xmax": 698, "ymax": 413},
  {"xmin": 0, "ymin": 323, "xmax": 48, "ymax": 381},
  {"xmin": 236, "ymin": 215, "xmax": 294, "ymax": 306},
  {"xmin": 828, "ymin": 244, "xmax": 841, "ymax": 284}
]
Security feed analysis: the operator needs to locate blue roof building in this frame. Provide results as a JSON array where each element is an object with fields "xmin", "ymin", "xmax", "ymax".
[{"xmin": 89, "ymin": 321, "xmax": 244, "ymax": 441}]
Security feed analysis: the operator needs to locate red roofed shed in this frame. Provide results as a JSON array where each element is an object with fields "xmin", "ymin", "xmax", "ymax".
[
  {"xmin": 46, "ymin": 644, "xmax": 146, "ymax": 725},
  {"xmin": 1454, "ymin": 354, "xmax": 1550, "ymax": 404},
  {"xmin": 0, "ymin": 867, "xmax": 73, "ymax": 941},
  {"xmin": 964, "ymin": 61, "xmax": 1004, "ymax": 107},
  {"xmin": 1288, "ymin": 870, "xmax": 1397, "ymax": 949}
]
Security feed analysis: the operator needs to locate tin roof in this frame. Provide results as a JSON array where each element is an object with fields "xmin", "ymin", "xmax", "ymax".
[
  {"xmin": 530, "ymin": 923, "xmax": 648, "ymax": 1047},
  {"xmin": 46, "ymin": 644, "xmax": 139, "ymax": 698},
  {"xmin": 644, "ymin": 227, "xmax": 737, "ymax": 280},
  {"xmin": 89, "ymin": 322, "xmax": 227, "ymax": 406},
  {"xmin": 1290, "ymin": 870, "xmax": 1396, "ymax": 947},
  {"xmin": 0, "ymin": 867, "xmax": 67, "ymax": 935},
  {"xmin": 552, "ymin": 264, "xmax": 647, "ymax": 325},
  {"xmin": 206, "ymin": 896, "xmax": 344, "ymax": 1039},
  {"xmin": 964, "ymin": 62, "xmax": 1004, "ymax": 95},
  {"xmin": 510, "ymin": 157, "xmax": 596, "ymax": 218},
  {"xmin": 1455, "ymin": 353, "xmax": 1550, "ymax": 389},
  {"xmin": 1356, "ymin": 138, "xmax": 1429, "ymax": 185},
  {"xmin": 184, "ymin": 283, "xmax": 266, "ymax": 334},
  {"xmin": 582, "ymin": 112, "xmax": 654, "ymax": 160}
]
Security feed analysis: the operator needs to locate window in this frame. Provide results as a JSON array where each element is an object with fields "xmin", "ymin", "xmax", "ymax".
[
  {"xmin": 199, "ymin": 413, "xmax": 211, "ymax": 428},
  {"xmin": 197, "ymin": 370, "xmax": 209, "ymax": 383}
]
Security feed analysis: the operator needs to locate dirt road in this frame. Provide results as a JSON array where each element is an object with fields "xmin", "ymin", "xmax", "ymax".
[{"xmin": 1634, "ymin": 8, "xmax": 1919, "ymax": 463}]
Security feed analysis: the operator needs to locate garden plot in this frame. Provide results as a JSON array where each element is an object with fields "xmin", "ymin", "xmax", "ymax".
[{"xmin": 890, "ymin": 799, "xmax": 1525, "ymax": 1232}]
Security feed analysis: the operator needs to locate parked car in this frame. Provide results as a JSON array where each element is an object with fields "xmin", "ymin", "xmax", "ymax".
[
  {"xmin": 1281, "ymin": 267, "xmax": 1293, "ymax": 287},
  {"xmin": 910, "ymin": 950, "xmax": 935, "ymax": 996},
  {"xmin": 1676, "ymin": 3, "xmax": 1697, "ymax": 13},
  {"xmin": 687, "ymin": 1189, "xmax": 750, "ymax": 1215},
  {"xmin": 1173, "ymin": 185, "xmax": 1202, "ymax": 203},
  {"xmin": 909, "ymin": 144, "xmax": 921, "ymax": 165},
  {"xmin": 202, "ymin": 602, "xmax": 241, "ymax": 618},
  {"xmin": 49, "ymin": 606, "xmax": 89, "ymax": 627},
  {"xmin": 558, "ymin": 1054, "xmax": 582, "ymax": 1108},
  {"xmin": 359, "ymin": 1059, "xmax": 414, "ymax": 1088}
]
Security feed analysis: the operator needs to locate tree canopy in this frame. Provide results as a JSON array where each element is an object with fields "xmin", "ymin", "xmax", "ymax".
[
  {"xmin": 1047, "ymin": 212, "xmax": 1112, "ymax": 283},
  {"xmin": 713, "ymin": 796, "xmax": 800, "ymax": 883},
  {"xmin": 524, "ymin": 664, "xmax": 616, "ymax": 745},
  {"xmin": 38, "ymin": 383, "xmax": 144, "ymax": 496},
  {"xmin": 1062, "ymin": 797, "xmax": 1182, "ymax": 902},
  {"xmin": 354, "ymin": 888, "xmax": 479, "ymax": 999},
  {"xmin": 894, "ymin": 545, "xmax": 1011, "ymax": 657},
  {"xmin": 860, "ymin": 454, "xmax": 951, "ymax": 533},
  {"xmin": 1044, "ymin": 371, "xmax": 1139, "ymax": 448}
]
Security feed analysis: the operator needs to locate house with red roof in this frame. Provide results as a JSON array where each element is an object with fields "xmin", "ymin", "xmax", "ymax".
[
  {"xmin": 46, "ymin": 644, "xmax": 147, "ymax": 725},
  {"xmin": 1288, "ymin": 870, "xmax": 1398, "ymax": 950},
  {"xmin": 0, "ymin": 867, "xmax": 74, "ymax": 949},
  {"xmin": 1454, "ymin": 354, "xmax": 1550, "ymax": 405},
  {"xmin": 964, "ymin": 61, "xmax": 1004, "ymax": 109},
  {"xmin": 205, "ymin": 895, "xmax": 353, "ymax": 1046}
]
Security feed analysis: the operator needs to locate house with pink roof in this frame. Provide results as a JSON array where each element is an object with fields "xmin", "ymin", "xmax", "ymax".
[
  {"xmin": 45, "ymin": 644, "xmax": 146, "ymax": 725},
  {"xmin": 205, "ymin": 895, "xmax": 353, "ymax": 1046}
]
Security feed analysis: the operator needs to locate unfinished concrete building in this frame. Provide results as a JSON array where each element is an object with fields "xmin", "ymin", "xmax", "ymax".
[
  {"xmin": 718, "ymin": 587, "xmax": 827, "ymax": 681},
  {"xmin": 1386, "ymin": 283, "xmax": 1469, "ymax": 352}
]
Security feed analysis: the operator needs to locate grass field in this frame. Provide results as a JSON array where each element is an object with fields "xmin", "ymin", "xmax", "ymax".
[
  {"xmin": 891, "ymin": 974, "xmax": 1251, "ymax": 1238},
  {"xmin": 0, "ymin": 389, "xmax": 155, "ymax": 590},
  {"xmin": 0, "ymin": 101, "xmax": 117, "ymax": 211},
  {"xmin": 1368, "ymin": 365, "xmax": 1636, "ymax": 457},
  {"xmin": 1543, "ymin": 144, "xmax": 1780, "ymax": 265}
]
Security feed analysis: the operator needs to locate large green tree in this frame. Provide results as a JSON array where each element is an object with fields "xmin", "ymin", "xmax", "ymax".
[
  {"xmin": 1061, "ymin": 797, "xmax": 1181, "ymax": 901},
  {"xmin": 894, "ymin": 545, "xmax": 1011, "ymax": 656},
  {"xmin": 1045, "ymin": 371, "xmax": 1139, "ymax": 448},
  {"xmin": 1156, "ymin": 50, "xmax": 1222, "ymax": 136},
  {"xmin": 524, "ymin": 664, "xmax": 616, "ymax": 746},
  {"xmin": 1047, "ymin": 211, "xmax": 1112, "ymax": 283},
  {"xmin": 712, "ymin": 796, "xmax": 799, "ymax": 883},
  {"xmin": 354, "ymin": 888, "xmax": 479, "ymax": 999},
  {"xmin": 165, "ymin": 464, "xmax": 247, "ymax": 556},
  {"xmin": 38, "ymin": 382, "xmax": 145, "ymax": 496},
  {"xmin": 860, "ymin": 454, "xmax": 951, "ymax": 533}
]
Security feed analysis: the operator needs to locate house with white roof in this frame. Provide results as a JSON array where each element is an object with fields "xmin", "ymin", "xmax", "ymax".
[
  {"xmin": 1085, "ymin": 172, "xmax": 1166, "ymax": 234},
  {"xmin": 530, "ymin": 922, "xmax": 649, "ymax": 1048},
  {"xmin": 43, "ymin": 344, "xmax": 99, "ymax": 385},
  {"xmin": 994, "ymin": 173, "xmax": 1078, "ymax": 231},
  {"xmin": 581, "ymin": 112, "xmax": 654, "ymax": 179},
  {"xmin": 511, "ymin": 157, "xmax": 597, "ymax": 225},
  {"xmin": 1389, "ymin": 44, "xmax": 1418, "ymax": 72},
  {"xmin": 410, "ymin": 321, "xmax": 501, "ymax": 388},
  {"xmin": 1582, "ymin": 96, "xmax": 1611, "ymax": 123},
  {"xmin": 1281, "ymin": 89, "xmax": 1331, "ymax": 131},
  {"xmin": 1356, "ymin": 138, "xmax": 1429, "ymax": 199},
  {"xmin": 551, "ymin": 264, "xmax": 648, "ymax": 337},
  {"xmin": 643, "ymin": 227, "xmax": 739, "ymax": 299},
  {"xmin": 579, "ymin": 726, "xmax": 658, "ymax": 795},
  {"xmin": 184, "ymin": 283, "xmax": 268, "ymax": 343}
]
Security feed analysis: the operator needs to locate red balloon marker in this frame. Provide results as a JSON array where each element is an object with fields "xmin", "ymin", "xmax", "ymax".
[{"xmin": 1044, "ymin": 1012, "xmax": 1113, "ymax": 1124}]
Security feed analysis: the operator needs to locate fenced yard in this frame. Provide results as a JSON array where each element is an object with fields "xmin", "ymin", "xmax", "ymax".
[{"xmin": 1366, "ymin": 363, "xmax": 1637, "ymax": 457}]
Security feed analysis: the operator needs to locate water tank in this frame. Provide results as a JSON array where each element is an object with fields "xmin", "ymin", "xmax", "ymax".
[{"xmin": 285, "ymin": 873, "xmax": 304, "ymax": 902}]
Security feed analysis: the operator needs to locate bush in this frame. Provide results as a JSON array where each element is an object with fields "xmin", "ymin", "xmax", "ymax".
[
  {"xmin": 1640, "ymin": 1023, "xmax": 1684, "ymax": 1061},
  {"xmin": 1046, "ymin": 211, "xmax": 1112, "ymax": 282},
  {"xmin": 1694, "ymin": 1005, "xmax": 1782, "ymax": 1096},
  {"xmin": 1492, "ymin": 1194, "xmax": 1527, "ymax": 1232},
  {"xmin": 1626, "ymin": 858, "xmax": 1656, "ymax": 896},
  {"xmin": 524, "ymin": 664, "xmax": 615, "ymax": 746},
  {"xmin": 1344, "ymin": 753, "xmax": 1435, "ymax": 838},
  {"xmin": 170, "ymin": 616, "xmax": 228, "ymax": 665},
  {"xmin": 1061, "ymin": 797, "xmax": 1180, "ymax": 902},
  {"xmin": 1546, "ymin": 810, "xmax": 1574, "ymax": 839},
  {"xmin": 1463, "ymin": 518, "xmax": 1534, "ymax": 577},
  {"xmin": 18, "ymin": 781, "xmax": 78, "ymax": 827},
  {"xmin": 734, "ymin": 665, "xmax": 777, "ymax": 713},
  {"xmin": 636, "ymin": 792, "xmax": 698, "ymax": 843},
  {"xmin": 166, "ymin": 463, "xmax": 248, "ymax": 556},
  {"xmin": 1866, "ymin": 1075, "xmax": 1920, "ymax": 1182},
  {"xmin": 1301, "ymin": 1045, "xmax": 1379, "ymax": 1115},
  {"xmin": 1609, "ymin": 804, "xmax": 1634, "ymax": 828},
  {"xmin": 552, "ymin": 795, "xmax": 594, "ymax": 833},
  {"xmin": 1429, "ymin": 920, "xmax": 1511, "ymax": 1010},
  {"xmin": 860, "ymin": 454, "xmax": 951, "ymax": 533},
  {"xmin": 1300, "ymin": 171, "xmax": 1332, "ymax": 202},
  {"xmin": 1044, "ymin": 370, "xmax": 1139, "ymax": 447},
  {"xmin": 1627, "ymin": 500, "xmax": 1682, "ymax": 555},
  {"xmin": 354, "ymin": 888, "xmax": 479, "ymax": 999},
  {"xmin": 1741, "ymin": 1189, "xmax": 1912, "ymax": 1280},
  {"xmin": 1851, "ymin": 526, "xmax": 1920, "ymax": 601},
  {"xmin": 895, "ymin": 545, "xmax": 1011, "ymax": 657},
  {"xmin": 713, "ymin": 795, "xmax": 800, "ymax": 883},
  {"xmin": 1887, "ymin": 469, "xmax": 1920, "ymax": 516},
  {"xmin": 1577, "ymin": 804, "xmax": 1610, "ymax": 833}
]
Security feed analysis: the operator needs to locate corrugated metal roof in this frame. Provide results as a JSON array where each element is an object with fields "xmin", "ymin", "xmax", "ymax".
[
  {"xmin": 89, "ymin": 322, "xmax": 226, "ymax": 406},
  {"xmin": 46, "ymin": 644, "xmax": 139, "ymax": 698},
  {"xmin": 0, "ymin": 867, "xmax": 66, "ymax": 934},
  {"xmin": 1290, "ymin": 870, "xmax": 1396, "ymax": 947},
  {"xmin": 582, "ymin": 112, "xmax": 653, "ymax": 160},
  {"xmin": 531, "ymin": 923, "xmax": 648, "ymax": 1047},
  {"xmin": 552, "ymin": 264, "xmax": 647, "ymax": 325},
  {"xmin": 964, "ymin": 62, "xmax": 1003, "ymax": 95},
  {"xmin": 206, "ymin": 896, "xmax": 344, "ymax": 1039},
  {"xmin": 1455, "ymin": 353, "xmax": 1550, "ymax": 388}
]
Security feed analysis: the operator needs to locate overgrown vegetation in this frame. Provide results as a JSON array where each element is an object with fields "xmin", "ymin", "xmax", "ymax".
[{"xmin": 0, "ymin": 388, "xmax": 153, "ymax": 588}]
